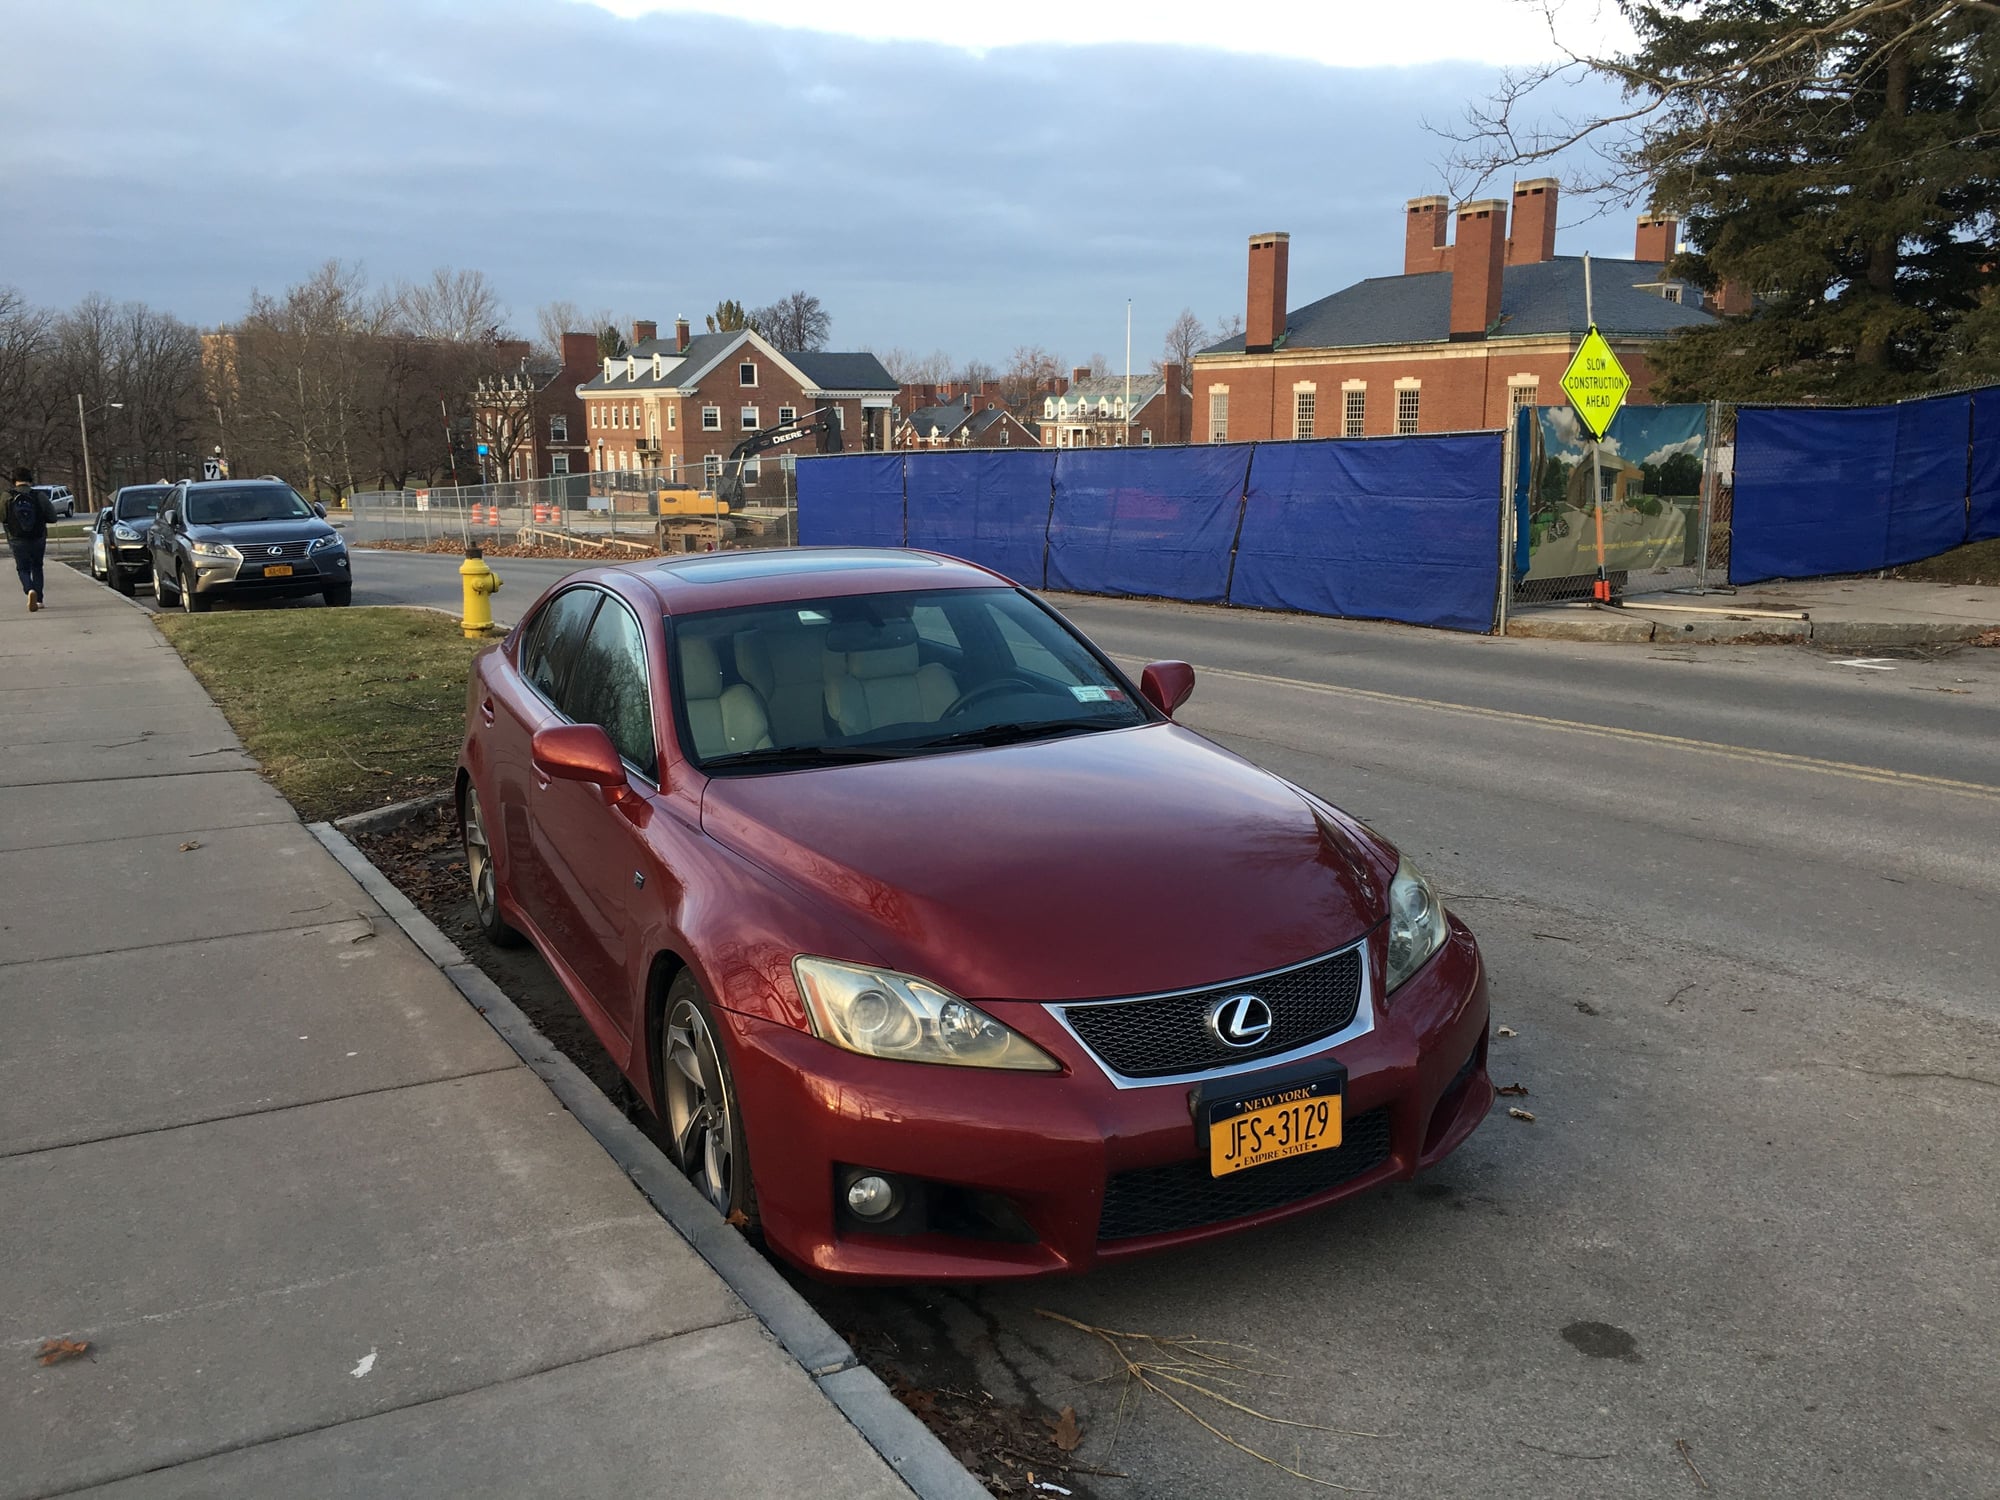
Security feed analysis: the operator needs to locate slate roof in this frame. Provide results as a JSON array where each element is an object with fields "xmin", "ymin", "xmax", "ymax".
[
  {"xmin": 903, "ymin": 405, "xmax": 1026, "ymax": 442},
  {"xmin": 576, "ymin": 334, "xmax": 896, "ymax": 395},
  {"xmin": 1200, "ymin": 257, "xmax": 1714, "ymax": 356},
  {"xmin": 1040, "ymin": 373, "xmax": 1183, "ymax": 416}
]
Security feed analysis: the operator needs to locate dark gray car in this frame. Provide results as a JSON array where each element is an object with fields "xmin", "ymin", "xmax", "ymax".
[
  {"xmin": 147, "ymin": 479, "xmax": 352, "ymax": 612},
  {"xmin": 90, "ymin": 484, "xmax": 173, "ymax": 595}
]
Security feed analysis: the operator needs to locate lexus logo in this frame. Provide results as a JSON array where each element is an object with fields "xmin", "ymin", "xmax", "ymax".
[
  {"xmin": 1206, "ymin": 994, "xmax": 1274, "ymax": 1048},
  {"xmin": 268, "ymin": 546, "xmax": 283, "ymax": 556}
]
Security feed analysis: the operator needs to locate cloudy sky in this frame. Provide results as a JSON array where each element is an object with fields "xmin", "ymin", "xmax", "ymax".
[{"xmin": 3, "ymin": 0, "xmax": 1638, "ymax": 365}]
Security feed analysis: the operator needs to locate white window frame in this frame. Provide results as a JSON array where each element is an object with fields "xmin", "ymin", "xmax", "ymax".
[
  {"xmin": 701, "ymin": 406, "xmax": 721, "ymax": 431},
  {"xmin": 741, "ymin": 405, "xmax": 760, "ymax": 431},
  {"xmin": 703, "ymin": 452, "xmax": 722, "ymax": 485},
  {"xmin": 742, "ymin": 457, "xmax": 761, "ymax": 484},
  {"xmin": 1208, "ymin": 387, "xmax": 1229, "ymax": 444},
  {"xmin": 1342, "ymin": 382, "xmax": 1366, "ymax": 438},
  {"xmin": 778, "ymin": 405, "xmax": 796, "ymax": 426},
  {"xmin": 739, "ymin": 361, "xmax": 758, "ymax": 387},
  {"xmin": 550, "ymin": 453, "xmax": 571, "ymax": 476},
  {"xmin": 1395, "ymin": 380, "xmax": 1421, "ymax": 436},
  {"xmin": 667, "ymin": 404, "xmax": 676, "ymax": 430},
  {"xmin": 1294, "ymin": 389, "xmax": 1316, "ymax": 441},
  {"xmin": 550, "ymin": 414, "xmax": 568, "ymax": 443}
]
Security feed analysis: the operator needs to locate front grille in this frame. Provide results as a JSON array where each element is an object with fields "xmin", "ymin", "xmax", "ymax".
[
  {"xmin": 1098, "ymin": 1108, "xmax": 1392, "ymax": 1241},
  {"xmin": 245, "ymin": 539, "xmax": 313, "ymax": 560},
  {"xmin": 1060, "ymin": 947, "xmax": 1364, "ymax": 1079}
]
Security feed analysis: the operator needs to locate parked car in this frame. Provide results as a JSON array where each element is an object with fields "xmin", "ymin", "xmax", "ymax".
[
  {"xmin": 457, "ymin": 550, "xmax": 1491, "ymax": 1281},
  {"xmin": 31, "ymin": 484, "xmax": 76, "ymax": 519},
  {"xmin": 89, "ymin": 484, "xmax": 173, "ymax": 595},
  {"xmin": 146, "ymin": 479, "xmax": 351, "ymax": 611}
]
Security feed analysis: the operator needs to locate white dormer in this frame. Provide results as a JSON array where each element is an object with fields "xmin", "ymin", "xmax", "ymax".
[
  {"xmin": 653, "ymin": 353, "xmax": 662, "ymax": 379},
  {"xmin": 1043, "ymin": 397, "xmax": 1054, "ymax": 417},
  {"xmin": 602, "ymin": 356, "xmax": 613, "ymax": 380},
  {"xmin": 625, "ymin": 354, "xmax": 636, "ymax": 381}
]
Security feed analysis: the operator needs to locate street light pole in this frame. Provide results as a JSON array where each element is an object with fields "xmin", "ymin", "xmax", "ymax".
[{"xmin": 76, "ymin": 396, "xmax": 123, "ymax": 512}]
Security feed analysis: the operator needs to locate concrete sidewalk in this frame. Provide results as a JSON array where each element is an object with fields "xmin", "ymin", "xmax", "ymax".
[
  {"xmin": 1508, "ymin": 576, "xmax": 2000, "ymax": 645},
  {"xmin": 0, "ymin": 570, "xmax": 920, "ymax": 1498}
]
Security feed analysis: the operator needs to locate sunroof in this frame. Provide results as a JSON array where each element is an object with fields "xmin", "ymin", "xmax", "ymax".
[{"xmin": 654, "ymin": 548, "xmax": 945, "ymax": 584}]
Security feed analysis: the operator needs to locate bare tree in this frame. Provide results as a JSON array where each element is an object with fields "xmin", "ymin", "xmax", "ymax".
[
  {"xmin": 958, "ymin": 357, "xmax": 998, "ymax": 386},
  {"xmin": 1212, "ymin": 310, "xmax": 1245, "ymax": 342},
  {"xmin": 752, "ymin": 291, "xmax": 832, "ymax": 351},
  {"xmin": 536, "ymin": 300, "xmax": 585, "ymax": 362},
  {"xmin": 1001, "ymin": 344, "xmax": 1062, "ymax": 408},
  {"xmin": 1158, "ymin": 309, "xmax": 1208, "ymax": 374},
  {"xmin": 1086, "ymin": 352, "xmax": 1111, "ymax": 379},
  {"xmin": 395, "ymin": 268, "xmax": 509, "ymax": 345}
]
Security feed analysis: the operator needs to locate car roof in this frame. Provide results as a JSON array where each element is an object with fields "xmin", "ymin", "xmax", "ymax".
[
  {"xmin": 178, "ymin": 478, "xmax": 294, "ymax": 489},
  {"xmin": 620, "ymin": 547, "xmax": 1012, "ymax": 614}
]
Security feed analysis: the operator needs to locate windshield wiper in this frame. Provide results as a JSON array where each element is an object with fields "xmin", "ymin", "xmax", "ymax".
[
  {"xmin": 912, "ymin": 719, "xmax": 1107, "ymax": 752},
  {"xmin": 704, "ymin": 744, "xmax": 918, "ymax": 772}
]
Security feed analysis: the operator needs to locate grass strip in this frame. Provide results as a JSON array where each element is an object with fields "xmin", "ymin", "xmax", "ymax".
[
  {"xmin": 158, "ymin": 607, "xmax": 485, "ymax": 823},
  {"xmin": 1891, "ymin": 537, "xmax": 2000, "ymax": 587}
]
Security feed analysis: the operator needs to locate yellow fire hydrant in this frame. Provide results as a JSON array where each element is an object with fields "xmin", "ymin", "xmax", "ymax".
[{"xmin": 460, "ymin": 547, "xmax": 503, "ymax": 638}]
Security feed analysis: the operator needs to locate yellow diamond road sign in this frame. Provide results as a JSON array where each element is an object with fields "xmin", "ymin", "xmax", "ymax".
[{"xmin": 1560, "ymin": 326, "xmax": 1630, "ymax": 440}]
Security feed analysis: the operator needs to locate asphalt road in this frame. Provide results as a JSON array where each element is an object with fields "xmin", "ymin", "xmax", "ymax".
[{"xmin": 249, "ymin": 551, "xmax": 2000, "ymax": 1496}]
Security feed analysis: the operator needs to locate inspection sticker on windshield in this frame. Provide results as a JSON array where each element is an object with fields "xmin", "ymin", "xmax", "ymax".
[{"xmin": 1070, "ymin": 686, "xmax": 1111, "ymax": 702}]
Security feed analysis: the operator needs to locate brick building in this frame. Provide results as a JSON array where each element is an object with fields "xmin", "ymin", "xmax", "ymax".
[
  {"xmin": 1191, "ymin": 182, "xmax": 1714, "ymax": 443},
  {"xmin": 1034, "ymin": 365, "xmax": 1192, "ymax": 448},
  {"xmin": 576, "ymin": 319, "xmax": 897, "ymax": 494},
  {"xmin": 471, "ymin": 332, "xmax": 595, "ymax": 480},
  {"xmin": 897, "ymin": 393, "xmax": 1040, "ymax": 449}
]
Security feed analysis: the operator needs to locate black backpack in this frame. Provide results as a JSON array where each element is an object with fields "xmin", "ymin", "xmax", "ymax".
[{"xmin": 8, "ymin": 489, "xmax": 43, "ymax": 540}]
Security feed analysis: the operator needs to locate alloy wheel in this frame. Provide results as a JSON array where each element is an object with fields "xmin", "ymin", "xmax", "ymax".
[
  {"xmin": 462, "ymin": 785, "xmax": 498, "ymax": 925},
  {"xmin": 663, "ymin": 999, "xmax": 735, "ymax": 1213}
]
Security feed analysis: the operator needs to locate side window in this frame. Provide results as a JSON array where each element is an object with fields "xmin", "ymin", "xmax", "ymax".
[
  {"xmin": 562, "ymin": 600, "xmax": 657, "ymax": 779},
  {"xmin": 522, "ymin": 589, "xmax": 601, "ymax": 703}
]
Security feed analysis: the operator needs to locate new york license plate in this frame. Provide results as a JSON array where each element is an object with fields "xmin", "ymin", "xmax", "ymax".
[
  {"xmin": 261, "ymin": 564, "xmax": 292, "ymax": 577},
  {"xmin": 1206, "ymin": 1075, "xmax": 1343, "ymax": 1177}
]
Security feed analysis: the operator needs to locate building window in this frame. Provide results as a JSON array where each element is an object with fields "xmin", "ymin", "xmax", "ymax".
[
  {"xmin": 703, "ymin": 453, "xmax": 722, "ymax": 485},
  {"xmin": 666, "ymin": 405, "xmax": 676, "ymax": 430},
  {"xmin": 649, "ymin": 409, "xmax": 659, "ymax": 439},
  {"xmin": 1141, "ymin": 430, "xmax": 1153, "ymax": 445},
  {"xmin": 999, "ymin": 424, "xmax": 1009, "ymax": 446},
  {"xmin": 1344, "ymin": 387, "xmax": 1366, "ymax": 437},
  {"xmin": 740, "ymin": 362, "xmax": 758, "ymax": 387},
  {"xmin": 1208, "ymin": 391, "xmax": 1229, "ymax": 443},
  {"xmin": 550, "ymin": 414, "xmax": 568, "ymax": 443},
  {"xmin": 701, "ymin": 406, "xmax": 721, "ymax": 431},
  {"xmin": 742, "ymin": 458, "xmax": 760, "ymax": 485},
  {"xmin": 1395, "ymin": 385, "xmax": 1421, "ymax": 435},
  {"xmin": 550, "ymin": 454, "xmax": 570, "ymax": 476},
  {"xmin": 1509, "ymin": 380, "xmax": 1539, "ymax": 420},
  {"xmin": 1294, "ymin": 391, "xmax": 1316, "ymax": 441},
  {"xmin": 741, "ymin": 406, "xmax": 759, "ymax": 431},
  {"xmin": 778, "ymin": 406, "xmax": 796, "ymax": 426}
]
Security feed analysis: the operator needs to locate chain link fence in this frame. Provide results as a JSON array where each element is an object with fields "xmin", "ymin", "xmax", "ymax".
[{"xmin": 346, "ymin": 460, "xmax": 799, "ymax": 556}]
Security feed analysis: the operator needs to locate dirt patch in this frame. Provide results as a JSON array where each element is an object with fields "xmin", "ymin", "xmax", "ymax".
[
  {"xmin": 366, "ymin": 537, "xmax": 668, "ymax": 562},
  {"xmin": 355, "ymin": 802, "xmax": 1098, "ymax": 1498}
]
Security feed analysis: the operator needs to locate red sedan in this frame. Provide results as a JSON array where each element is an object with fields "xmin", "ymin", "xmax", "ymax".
[{"xmin": 457, "ymin": 549, "xmax": 1491, "ymax": 1282}]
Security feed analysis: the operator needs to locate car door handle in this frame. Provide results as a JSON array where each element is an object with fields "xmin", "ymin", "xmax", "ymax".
[{"xmin": 480, "ymin": 698, "xmax": 496, "ymax": 726}]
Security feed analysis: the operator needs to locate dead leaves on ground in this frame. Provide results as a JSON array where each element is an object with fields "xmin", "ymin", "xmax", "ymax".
[
  {"xmin": 1507, "ymin": 1107, "xmax": 1538, "ymax": 1123},
  {"xmin": 1047, "ymin": 1405, "xmax": 1083, "ymax": 1452},
  {"xmin": 37, "ymin": 1338, "xmax": 91, "ymax": 1366}
]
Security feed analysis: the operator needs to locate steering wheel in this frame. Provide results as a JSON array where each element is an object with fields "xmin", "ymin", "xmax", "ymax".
[{"xmin": 942, "ymin": 675, "xmax": 1040, "ymax": 718}]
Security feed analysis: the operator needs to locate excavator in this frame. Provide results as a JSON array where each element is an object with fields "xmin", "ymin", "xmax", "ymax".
[{"xmin": 654, "ymin": 406, "xmax": 844, "ymax": 548}]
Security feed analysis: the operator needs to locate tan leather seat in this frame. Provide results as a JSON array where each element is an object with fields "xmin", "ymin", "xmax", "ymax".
[
  {"xmin": 823, "ymin": 642, "xmax": 958, "ymax": 735},
  {"xmin": 734, "ymin": 625, "xmax": 829, "ymax": 746},
  {"xmin": 679, "ymin": 637, "xmax": 772, "ymax": 758}
]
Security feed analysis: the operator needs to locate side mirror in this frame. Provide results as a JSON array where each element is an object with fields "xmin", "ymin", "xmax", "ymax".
[
  {"xmin": 532, "ymin": 724, "xmax": 632, "ymax": 799},
  {"xmin": 311, "ymin": 501, "xmax": 327, "ymax": 518},
  {"xmin": 1139, "ymin": 661, "xmax": 1196, "ymax": 717},
  {"xmin": 161, "ymin": 510, "xmax": 177, "ymax": 529}
]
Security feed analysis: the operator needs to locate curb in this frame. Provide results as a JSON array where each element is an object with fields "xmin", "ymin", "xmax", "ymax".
[
  {"xmin": 1506, "ymin": 612, "xmax": 1997, "ymax": 647},
  {"xmin": 305, "ymin": 820, "xmax": 988, "ymax": 1500},
  {"xmin": 332, "ymin": 788, "xmax": 454, "ymax": 837}
]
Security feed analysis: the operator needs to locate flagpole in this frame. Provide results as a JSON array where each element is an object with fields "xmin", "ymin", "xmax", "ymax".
[
  {"xmin": 1583, "ymin": 253, "xmax": 1611, "ymax": 604},
  {"xmin": 1124, "ymin": 300, "xmax": 1132, "ymax": 447}
]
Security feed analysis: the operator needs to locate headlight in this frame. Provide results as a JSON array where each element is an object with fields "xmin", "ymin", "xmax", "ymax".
[
  {"xmin": 191, "ymin": 540, "xmax": 240, "ymax": 560},
  {"xmin": 307, "ymin": 534, "xmax": 344, "ymax": 554},
  {"xmin": 1385, "ymin": 858, "xmax": 1449, "ymax": 992},
  {"xmin": 112, "ymin": 523, "xmax": 140, "ymax": 542},
  {"xmin": 793, "ymin": 956, "xmax": 1059, "ymax": 1071}
]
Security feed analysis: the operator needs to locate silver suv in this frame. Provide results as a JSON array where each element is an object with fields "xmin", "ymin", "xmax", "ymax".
[{"xmin": 146, "ymin": 479, "xmax": 352, "ymax": 611}]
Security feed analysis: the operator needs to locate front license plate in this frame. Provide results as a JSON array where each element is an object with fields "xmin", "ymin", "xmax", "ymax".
[
  {"xmin": 1206, "ymin": 1075, "xmax": 1343, "ymax": 1177},
  {"xmin": 261, "ymin": 564, "xmax": 293, "ymax": 577}
]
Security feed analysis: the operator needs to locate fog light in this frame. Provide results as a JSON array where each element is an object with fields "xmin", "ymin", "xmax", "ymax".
[{"xmin": 845, "ymin": 1173, "xmax": 899, "ymax": 1220}]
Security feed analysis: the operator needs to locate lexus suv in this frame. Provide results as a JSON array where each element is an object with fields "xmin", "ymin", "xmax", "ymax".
[{"xmin": 147, "ymin": 479, "xmax": 352, "ymax": 611}]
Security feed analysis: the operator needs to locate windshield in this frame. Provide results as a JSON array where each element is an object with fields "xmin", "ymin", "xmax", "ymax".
[
  {"xmin": 184, "ymin": 484, "xmax": 312, "ymax": 525},
  {"xmin": 114, "ymin": 487, "xmax": 170, "ymax": 520},
  {"xmin": 672, "ymin": 586, "xmax": 1151, "ymax": 772}
]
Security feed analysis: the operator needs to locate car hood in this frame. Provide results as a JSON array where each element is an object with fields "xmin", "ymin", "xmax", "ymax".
[
  {"xmin": 183, "ymin": 519, "xmax": 334, "ymax": 545},
  {"xmin": 698, "ymin": 724, "xmax": 1384, "ymax": 1003}
]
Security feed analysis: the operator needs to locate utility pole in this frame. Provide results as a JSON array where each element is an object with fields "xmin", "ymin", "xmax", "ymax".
[{"xmin": 1583, "ymin": 253, "xmax": 1610, "ymax": 604}]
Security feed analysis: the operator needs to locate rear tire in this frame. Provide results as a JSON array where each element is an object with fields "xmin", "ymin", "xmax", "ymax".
[
  {"xmin": 460, "ymin": 780, "xmax": 524, "ymax": 948},
  {"xmin": 323, "ymin": 583, "xmax": 353, "ymax": 607},
  {"xmin": 659, "ymin": 973, "xmax": 757, "ymax": 1226}
]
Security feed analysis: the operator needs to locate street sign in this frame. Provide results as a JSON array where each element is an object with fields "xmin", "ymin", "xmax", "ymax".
[
  {"xmin": 201, "ymin": 457, "xmax": 223, "ymax": 480},
  {"xmin": 476, "ymin": 443, "xmax": 490, "ymax": 456},
  {"xmin": 1560, "ymin": 326, "xmax": 1630, "ymax": 440}
]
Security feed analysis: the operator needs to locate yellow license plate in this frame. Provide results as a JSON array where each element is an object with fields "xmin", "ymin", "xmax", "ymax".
[
  {"xmin": 262, "ymin": 564, "xmax": 293, "ymax": 577},
  {"xmin": 1206, "ymin": 1077, "xmax": 1342, "ymax": 1177}
]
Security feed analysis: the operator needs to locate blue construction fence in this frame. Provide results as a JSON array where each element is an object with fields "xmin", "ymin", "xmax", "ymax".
[
  {"xmin": 1730, "ymin": 384, "xmax": 2000, "ymax": 585},
  {"xmin": 797, "ymin": 434, "xmax": 1507, "ymax": 634}
]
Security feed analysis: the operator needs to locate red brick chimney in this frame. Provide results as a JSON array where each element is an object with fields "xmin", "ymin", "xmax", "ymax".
[
  {"xmin": 1405, "ymin": 196, "xmax": 1451, "ymax": 275},
  {"xmin": 1716, "ymin": 280, "xmax": 1752, "ymax": 316},
  {"xmin": 559, "ymin": 331, "xmax": 597, "ymax": 374},
  {"xmin": 1635, "ymin": 213, "xmax": 1679, "ymax": 264},
  {"xmin": 1160, "ymin": 361, "xmax": 1187, "ymax": 444},
  {"xmin": 1245, "ymin": 232, "xmax": 1289, "ymax": 353},
  {"xmin": 1071, "ymin": 366, "xmax": 1091, "ymax": 386},
  {"xmin": 674, "ymin": 317, "xmax": 690, "ymax": 352},
  {"xmin": 631, "ymin": 319, "xmax": 657, "ymax": 347},
  {"xmin": 1449, "ymin": 199, "xmax": 1508, "ymax": 340},
  {"xmin": 1507, "ymin": 178, "xmax": 1559, "ymax": 266}
]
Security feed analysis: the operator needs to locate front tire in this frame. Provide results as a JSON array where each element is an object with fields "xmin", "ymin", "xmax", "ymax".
[
  {"xmin": 659, "ymin": 973, "xmax": 756, "ymax": 1224},
  {"xmin": 155, "ymin": 560, "xmax": 179, "ymax": 605},
  {"xmin": 112, "ymin": 566, "xmax": 136, "ymax": 597},
  {"xmin": 460, "ymin": 780, "xmax": 524, "ymax": 948},
  {"xmin": 180, "ymin": 565, "xmax": 210, "ymax": 613},
  {"xmin": 323, "ymin": 583, "xmax": 353, "ymax": 607}
]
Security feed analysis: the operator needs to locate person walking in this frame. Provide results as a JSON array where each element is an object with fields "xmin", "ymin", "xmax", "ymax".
[{"xmin": 6, "ymin": 467, "xmax": 57, "ymax": 611}]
